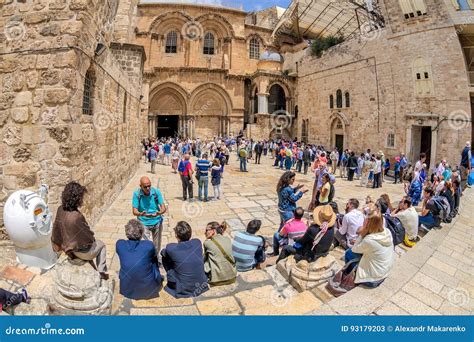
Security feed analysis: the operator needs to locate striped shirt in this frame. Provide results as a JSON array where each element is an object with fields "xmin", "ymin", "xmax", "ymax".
[
  {"xmin": 232, "ymin": 232, "xmax": 264, "ymax": 272},
  {"xmin": 196, "ymin": 159, "xmax": 212, "ymax": 176}
]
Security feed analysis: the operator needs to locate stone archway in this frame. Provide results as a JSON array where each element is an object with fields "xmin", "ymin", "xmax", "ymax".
[
  {"xmin": 330, "ymin": 116, "xmax": 345, "ymax": 152},
  {"xmin": 149, "ymin": 83, "xmax": 188, "ymax": 138},
  {"xmin": 190, "ymin": 83, "xmax": 232, "ymax": 139}
]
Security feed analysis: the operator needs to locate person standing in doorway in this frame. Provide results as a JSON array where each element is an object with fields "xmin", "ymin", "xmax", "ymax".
[{"xmin": 178, "ymin": 154, "xmax": 194, "ymax": 201}]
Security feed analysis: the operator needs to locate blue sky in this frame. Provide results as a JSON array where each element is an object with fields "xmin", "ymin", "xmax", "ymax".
[{"xmin": 140, "ymin": 0, "xmax": 292, "ymax": 12}]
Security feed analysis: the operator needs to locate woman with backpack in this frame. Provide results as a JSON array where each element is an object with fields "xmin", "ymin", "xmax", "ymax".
[
  {"xmin": 344, "ymin": 204, "xmax": 395, "ymax": 288},
  {"xmin": 203, "ymin": 221, "xmax": 237, "ymax": 286}
]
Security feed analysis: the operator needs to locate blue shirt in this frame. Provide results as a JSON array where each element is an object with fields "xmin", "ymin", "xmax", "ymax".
[
  {"xmin": 116, "ymin": 240, "xmax": 162, "ymax": 300},
  {"xmin": 132, "ymin": 188, "xmax": 164, "ymax": 227},
  {"xmin": 394, "ymin": 162, "xmax": 400, "ymax": 172},
  {"xmin": 148, "ymin": 148, "xmax": 157, "ymax": 161},
  {"xmin": 400, "ymin": 157, "xmax": 408, "ymax": 168},
  {"xmin": 164, "ymin": 144, "xmax": 171, "ymax": 154},
  {"xmin": 196, "ymin": 159, "xmax": 212, "ymax": 177}
]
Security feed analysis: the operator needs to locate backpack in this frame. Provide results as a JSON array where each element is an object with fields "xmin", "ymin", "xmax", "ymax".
[
  {"xmin": 384, "ymin": 214, "xmax": 405, "ymax": 246},
  {"xmin": 239, "ymin": 148, "xmax": 247, "ymax": 158},
  {"xmin": 137, "ymin": 188, "xmax": 160, "ymax": 208},
  {"xmin": 178, "ymin": 160, "xmax": 189, "ymax": 174},
  {"xmin": 432, "ymin": 196, "xmax": 451, "ymax": 222}
]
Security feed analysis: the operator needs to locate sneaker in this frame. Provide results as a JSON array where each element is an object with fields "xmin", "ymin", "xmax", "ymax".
[
  {"xmin": 21, "ymin": 289, "xmax": 31, "ymax": 304},
  {"xmin": 419, "ymin": 224, "xmax": 431, "ymax": 232}
]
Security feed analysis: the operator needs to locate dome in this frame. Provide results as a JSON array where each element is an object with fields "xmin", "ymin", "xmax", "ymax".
[{"xmin": 259, "ymin": 51, "xmax": 283, "ymax": 62}]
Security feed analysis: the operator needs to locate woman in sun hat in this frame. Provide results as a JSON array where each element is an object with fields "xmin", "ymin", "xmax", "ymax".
[{"xmin": 289, "ymin": 204, "xmax": 337, "ymax": 262}]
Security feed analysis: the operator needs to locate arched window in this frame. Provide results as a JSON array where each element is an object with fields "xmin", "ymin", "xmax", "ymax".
[
  {"xmin": 82, "ymin": 67, "xmax": 94, "ymax": 115},
  {"xmin": 345, "ymin": 92, "xmax": 350, "ymax": 107},
  {"xmin": 336, "ymin": 89, "xmax": 343, "ymax": 108},
  {"xmin": 249, "ymin": 38, "xmax": 260, "ymax": 59},
  {"xmin": 165, "ymin": 31, "xmax": 177, "ymax": 53},
  {"xmin": 203, "ymin": 32, "xmax": 215, "ymax": 55},
  {"xmin": 329, "ymin": 95, "xmax": 334, "ymax": 109},
  {"xmin": 268, "ymin": 84, "xmax": 286, "ymax": 114}
]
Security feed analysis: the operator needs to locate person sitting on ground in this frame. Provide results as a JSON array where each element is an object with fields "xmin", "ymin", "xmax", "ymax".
[
  {"xmin": 418, "ymin": 187, "xmax": 442, "ymax": 231},
  {"xmin": 439, "ymin": 181, "xmax": 455, "ymax": 217},
  {"xmin": 272, "ymin": 207, "xmax": 307, "ymax": 258},
  {"xmin": 289, "ymin": 205, "xmax": 336, "ymax": 262},
  {"xmin": 391, "ymin": 197, "xmax": 419, "ymax": 247},
  {"xmin": 0, "ymin": 288, "xmax": 30, "ymax": 313},
  {"xmin": 161, "ymin": 221, "xmax": 209, "ymax": 298},
  {"xmin": 333, "ymin": 198, "xmax": 364, "ymax": 250},
  {"xmin": 232, "ymin": 219, "xmax": 267, "ymax": 272},
  {"xmin": 116, "ymin": 219, "xmax": 163, "ymax": 300},
  {"xmin": 405, "ymin": 171, "xmax": 423, "ymax": 206},
  {"xmin": 344, "ymin": 204, "xmax": 395, "ymax": 288},
  {"xmin": 203, "ymin": 221, "xmax": 237, "ymax": 286},
  {"xmin": 52, "ymin": 181, "xmax": 108, "ymax": 279}
]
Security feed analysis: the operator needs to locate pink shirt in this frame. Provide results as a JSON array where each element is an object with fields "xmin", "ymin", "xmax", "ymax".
[{"xmin": 280, "ymin": 218, "xmax": 308, "ymax": 244}]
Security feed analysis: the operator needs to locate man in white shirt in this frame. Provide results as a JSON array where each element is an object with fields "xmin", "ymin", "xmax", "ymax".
[
  {"xmin": 334, "ymin": 198, "xmax": 365, "ymax": 249},
  {"xmin": 392, "ymin": 197, "xmax": 419, "ymax": 242},
  {"xmin": 414, "ymin": 153, "xmax": 427, "ymax": 173}
]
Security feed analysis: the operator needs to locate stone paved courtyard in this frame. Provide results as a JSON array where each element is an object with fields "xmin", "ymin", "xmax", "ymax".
[{"xmin": 0, "ymin": 155, "xmax": 472, "ymax": 315}]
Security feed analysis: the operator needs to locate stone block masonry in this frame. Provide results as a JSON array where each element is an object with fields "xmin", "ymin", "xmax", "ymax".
[{"xmin": 0, "ymin": 0, "xmax": 146, "ymax": 233}]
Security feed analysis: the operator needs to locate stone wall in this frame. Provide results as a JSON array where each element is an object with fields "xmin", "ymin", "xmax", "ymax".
[
  {"xmin": 0, "ymin": 0, "xmax": 145, "ymax": 233},
  {"xmin": 295, "ymin": 11, "xmax": 471, "ymax": 167}
]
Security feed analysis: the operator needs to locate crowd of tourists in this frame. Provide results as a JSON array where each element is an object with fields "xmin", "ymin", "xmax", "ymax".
[{"xmin": 2, "ymin": 135, "xmax": 472, "ymax": 311}]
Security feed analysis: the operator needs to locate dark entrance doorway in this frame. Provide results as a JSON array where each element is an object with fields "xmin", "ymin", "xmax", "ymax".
[
  {"xmin": 335, "ymin": 134, "xmax": 344, "ymax": 153},
  {"xmin": 157, "ymin": 115, "xmax": 179, "ymax": 138},
  {"xmin": 420, "ymin": 126, "xmax": 432, "ymax": 167}
]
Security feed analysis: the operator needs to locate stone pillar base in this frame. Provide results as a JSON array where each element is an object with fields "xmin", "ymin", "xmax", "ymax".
[
  {"xmin": 50, "ymin": 257, "xmax": 114, "ymax": 315},
  {"xmin": 277, "ymin": 255, "xmax": 339, "ymax": 292}
]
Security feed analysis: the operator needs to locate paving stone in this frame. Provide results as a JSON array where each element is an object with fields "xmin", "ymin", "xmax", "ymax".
[
  {"xmin": 12, "ymin": 298, "xmax": 49, "ymax": 315},
  {"xmin": 402, "ymin": 281, "xmax": 444, "ymax": 310},
  {"xmin": 238, "ymin": 270, "xmax": 272, "ymax": 283},
  {"xmin": 411, "ymin": 272, "xmax": 444, "ymax": 294},
  {"xmin": 236, "ymin": 285, "xmax": 322, "ymax": 315},
  {"xmin": 132, "ymin": 290, "xmax": 194, "ymax": 308},
  {"xmin": 375, "ymin": 301, "xmax": 410, "ymax": 315},
  {"xmin": 0, "ymin": 266, "xmax": 35, "ymax": 286},
  {"xmin": 200, "ymin": 283, "xmax": 238, "ymax": 298},
  {"xmin": 196, "ymin": 296, "xmax": 241, "ymax": 315},
  {"xmin": 389, "ymin": 291, "xmax": 441, "ymax": 315},
  {"xmin": 130, "ymin": 306, "xmax": 200, "ymax": 315}
]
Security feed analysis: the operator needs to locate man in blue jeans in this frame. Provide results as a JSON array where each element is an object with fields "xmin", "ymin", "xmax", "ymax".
[
  {"xmin": 196, "ymin": 153, "xmax": 212, "ymax": 201},
  {"xmin": 418, "ymin": 187, "xmax": 441, "ymax": 230},
  {"xmin": 238, "ymin": 145, "xmax": 248, "ymax": 172}
]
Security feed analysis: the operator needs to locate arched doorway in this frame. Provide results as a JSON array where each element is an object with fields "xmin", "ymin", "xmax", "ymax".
[
  {"xmin": 149, "ymin": 84, "xmax": 187, "ymax": 138},
  {"xmin": 190, "ymin": 84, "xmax": 231, "ymax": 139},
  {"xmin": 330, "ymin": 117, "xmax": 345, "ymax": 153},
  {"xmin": 268, "ymin": 84, "xmax": 286, "ymax": 114}
]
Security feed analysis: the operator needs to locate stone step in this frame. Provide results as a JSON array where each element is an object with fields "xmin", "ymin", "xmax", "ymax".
[{"xmin": 310, "ymin": 282, "xmax": 335, "ymax": 304}]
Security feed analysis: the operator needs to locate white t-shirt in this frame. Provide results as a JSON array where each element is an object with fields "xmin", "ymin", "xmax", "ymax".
[
  {"xmin": 394, "ymin": 206, "xmax": 419, "ymax": 240},
  {"xmin": 339, "ymin": 209, "xmax": 365, "ymax": 248}
]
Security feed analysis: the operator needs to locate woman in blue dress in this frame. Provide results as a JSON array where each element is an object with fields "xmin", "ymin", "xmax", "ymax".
[
  {"xmin": 276, "ymin": 171, "xmax": 308, "ymax": 230},
  {"xmin": 406, "ymin": 171, "xmax": 423, "ymax": 206}
]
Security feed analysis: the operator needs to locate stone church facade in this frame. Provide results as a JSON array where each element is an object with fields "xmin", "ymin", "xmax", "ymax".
[{"xmin": 0, "ymin": 0, "xmax": 472, "ymax": 230}]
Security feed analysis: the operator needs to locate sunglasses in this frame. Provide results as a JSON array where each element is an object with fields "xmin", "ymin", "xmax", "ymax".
[{"xmin": 141, "ymin": 185, "xmax": 151, "ymax": 189}]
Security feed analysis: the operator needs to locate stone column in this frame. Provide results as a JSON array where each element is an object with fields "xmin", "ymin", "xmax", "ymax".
[
  {"xmin": 257, "ymin": 93, "xmax": 269, "ymax": 114},
  {"xmin": 430, "ymin": 128, "xmax": 437, "ymax": 171},
  {"xmin": 405, "ymin": 125, "xmax": 412, "ymax": 158}
]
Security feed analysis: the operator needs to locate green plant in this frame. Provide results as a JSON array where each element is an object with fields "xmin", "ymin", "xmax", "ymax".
[{"xmin": 310, "ymin": 35, "xmax": 344, "ymax": 58}]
